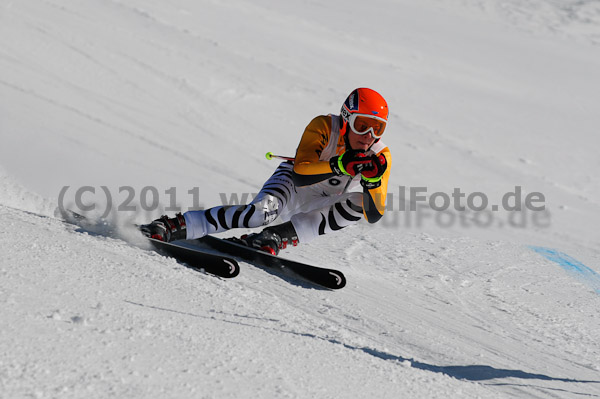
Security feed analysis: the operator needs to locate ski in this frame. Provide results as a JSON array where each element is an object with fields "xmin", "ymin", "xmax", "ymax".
[
  {"xmin": 57, "ymin": 209, "xmax": 240, "ymax": 279},
  {"xmin": 57, "ymin": 209, "xmax": 342, "ymax": 286},
  {"xmin": 192, "ymin": 235, "xmax": 346, "ymax": 289},
  {"xmin": 149, "ymin": 238, "xmax": 240, "ymax": 278}
]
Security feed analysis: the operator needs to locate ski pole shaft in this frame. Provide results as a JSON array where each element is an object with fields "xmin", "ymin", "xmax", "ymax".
[{"xmin": 265, "ymin": 152, "xmax": 295, "ymax": 161}]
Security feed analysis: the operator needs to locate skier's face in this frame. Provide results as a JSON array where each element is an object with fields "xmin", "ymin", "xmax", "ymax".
[{"xmin": 347, "ymin": 130, "xmax": 376, "ymax": 151}]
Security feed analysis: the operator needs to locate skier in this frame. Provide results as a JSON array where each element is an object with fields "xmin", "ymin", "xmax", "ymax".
[{"xmin": 141, "ymin": 88, "xmax": 391, "ymax": 255}]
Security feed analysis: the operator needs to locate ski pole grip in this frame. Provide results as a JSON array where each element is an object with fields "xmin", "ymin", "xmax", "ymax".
[{"xmin": 265, "ymin": 152, "xmax": 295, "ymax": 162}]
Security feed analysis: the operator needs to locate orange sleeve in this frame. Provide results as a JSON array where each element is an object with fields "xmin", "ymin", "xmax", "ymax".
[
  {"xmin": 293, "ymin": 115, "xmax": 337, "ymax": 176},
  {"xmin": 363, "ymin": 147, "xmax": 391, "ymax": 223}
]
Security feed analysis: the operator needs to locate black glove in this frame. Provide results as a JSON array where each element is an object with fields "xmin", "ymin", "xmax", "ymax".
[{"xmin": 330, "ymin": 150, "xmax": 371, "ymax": 177}]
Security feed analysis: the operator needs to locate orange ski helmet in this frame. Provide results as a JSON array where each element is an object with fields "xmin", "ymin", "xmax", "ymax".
[{"xmin": 340, "ymin": 88, "xmax": 388, "ymax": 138}]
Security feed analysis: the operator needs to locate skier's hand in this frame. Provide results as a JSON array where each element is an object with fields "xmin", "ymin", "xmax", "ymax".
[
  {"xmin": 330, "ymin": 150, "xmax": 371, "ymax": 177},
  {"xmin": 361, "ymin": 154, "xmax": 387, "ymax": 179},
  {"xmin": 360, "ymin": 154, "xmax": 387, "ymax": 189}
]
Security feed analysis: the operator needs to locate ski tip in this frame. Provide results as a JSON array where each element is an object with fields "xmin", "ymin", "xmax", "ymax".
[
  {"xmin": 222, "ymin": 259, "xmax": 241, "ymax": 278},
  {"xmin": 328, "ymin": 270, "xmax": 346, "ymax": 289}
]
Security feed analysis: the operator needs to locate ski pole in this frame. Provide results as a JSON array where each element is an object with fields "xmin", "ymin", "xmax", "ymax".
[{"xmin": 265, "ymin": 152, "xmax": 295, "ymax": 161}]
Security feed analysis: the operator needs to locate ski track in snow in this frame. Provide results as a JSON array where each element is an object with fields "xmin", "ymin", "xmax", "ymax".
[{"xmin": 1, "ymin": 0, "xmax": 600, "ymax": 398}]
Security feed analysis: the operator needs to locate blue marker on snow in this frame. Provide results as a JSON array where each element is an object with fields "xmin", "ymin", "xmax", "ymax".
[{"xmin": 530, "ymin": 246, "xmax": 600, "ymax": 294}]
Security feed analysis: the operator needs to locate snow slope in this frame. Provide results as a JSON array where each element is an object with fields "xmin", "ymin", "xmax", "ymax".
[{"xmin": 1, "ymin": 0, "xmax": 600, "ymax": 398}]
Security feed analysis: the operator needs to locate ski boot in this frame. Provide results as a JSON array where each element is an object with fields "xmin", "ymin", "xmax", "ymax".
[
  {"xmin": 234, "ymin": 221, "xmax": 299, "ymax": 256},
  {"xmin": 140, "ymin": 213, "xmax": 187, "ymax": 242}
]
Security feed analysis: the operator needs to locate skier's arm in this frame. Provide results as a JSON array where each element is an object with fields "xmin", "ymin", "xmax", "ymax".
[
  {"xmin": 292, "ymin": 116, "xmax": 337, "ymax": 186},
  {"xmin": 362, "ymin": 147, "xmax": 391, "ymax": 223}
]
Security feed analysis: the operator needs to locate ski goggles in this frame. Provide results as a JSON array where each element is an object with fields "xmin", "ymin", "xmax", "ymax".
[{"xmin": 346, "ymin": 113, "xmax": 387, "ymax": 138}]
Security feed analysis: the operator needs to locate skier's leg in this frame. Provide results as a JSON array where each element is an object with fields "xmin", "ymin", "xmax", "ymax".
[
  {"xmin": 290, "ymin": 192, "xmax": 364, "ymax": 244},
  {"xmin": 238, "ymin": 191, "xmax": 364, "ymax": 254},
  {"xmin": 184, "ymin": 162, "xmax": 295, "ymax": 239}
]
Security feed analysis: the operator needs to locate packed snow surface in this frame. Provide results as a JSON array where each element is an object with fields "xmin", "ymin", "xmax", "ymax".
[{"xmin": 1, "ymin": 0, "xmax": 599, "ymax": 398}]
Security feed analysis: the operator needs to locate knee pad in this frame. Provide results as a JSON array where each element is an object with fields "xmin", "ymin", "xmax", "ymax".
[{"xmin": 251, "ymin": 194, "xmax": 280, "ymax": 226}]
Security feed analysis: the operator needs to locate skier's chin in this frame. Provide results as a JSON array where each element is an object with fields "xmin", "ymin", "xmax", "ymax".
[{"xmin": 353, "ymin": 142, "xmax": 371, "ymax": 151}]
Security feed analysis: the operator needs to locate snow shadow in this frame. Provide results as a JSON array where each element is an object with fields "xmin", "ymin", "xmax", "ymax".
[
  {"xmin": 125, "ymin": 299, "xmax": 600, "ymax": 393},
  {"xmin": 354, "ymin": 345, "xmax": 600, "ymax": 384}
]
